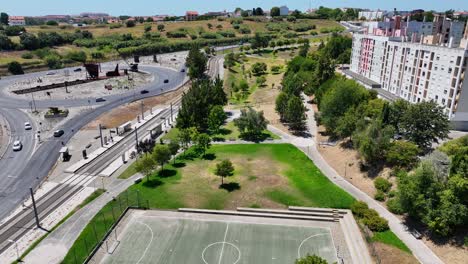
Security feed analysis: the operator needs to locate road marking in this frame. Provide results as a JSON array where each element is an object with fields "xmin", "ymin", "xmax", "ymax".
[{"xmin": 136, "ymin": 221, "xmax": 154, "ymax": 264}]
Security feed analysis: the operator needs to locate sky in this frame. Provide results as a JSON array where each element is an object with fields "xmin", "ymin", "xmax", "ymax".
[{"xmin": 1, "ymin": 0, "xmax": 467, "ymax": 16}]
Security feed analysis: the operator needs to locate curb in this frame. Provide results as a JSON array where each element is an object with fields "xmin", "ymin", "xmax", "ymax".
[{"xmin": 0, "ymin": 114, "xmax": 11, "ymax": 160}]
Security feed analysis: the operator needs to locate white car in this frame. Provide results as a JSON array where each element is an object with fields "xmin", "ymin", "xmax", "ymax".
[
  {"xmin": 24, "ymin": 122, "xmax": 32, "ymax": 130},
  {"xmin": 12, "ymin": 140, "xmax": 22, "ymax": 151}
]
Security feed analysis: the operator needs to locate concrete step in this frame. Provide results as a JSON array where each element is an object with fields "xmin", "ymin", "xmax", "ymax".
[
  {"xmin": 237, "ymin": 207, "xmax": 344, "ymax": 219},
  {"xmin": 288, "ymin": 206, "xmax": 347, "ymax": 215},
  {"xmin": 178, "ymin": 208, "xmax": 338, "ymax": 222}
]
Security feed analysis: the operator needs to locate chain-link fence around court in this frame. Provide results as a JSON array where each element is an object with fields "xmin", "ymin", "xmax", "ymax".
[{"xmin": 63, "ymin": 189, "xmax": 150, "ymax": 264}]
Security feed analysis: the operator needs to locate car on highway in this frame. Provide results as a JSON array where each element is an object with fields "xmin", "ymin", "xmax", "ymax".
[
  {"xmin": 96, "ymin": 98, "xmax": 106, "ymax": 102},
  {"xmin": 74, "ymin": 68, "xmax": 82, "ymax": 72},
  {"xmin": 140, "ymin": 89, "xmax": 149, "ymax": 94},
  {"xmin": 12, "ymin": 140, "xmax": 22, "ymax": 151},
  {"xmin": 164, "ymin": 79, "xmax": 169, "ymax": 83},
  {"xmin": 24, "ymin": 122, "xmax": 32, "ymax": 130},
  {"xmin": 53, "ymin": 130, "xmax": 64, "ymax": 137},
  {"xmin": 181, "ymin": 69, "xmax": 186, "ymax": 73},
  {"xmin": 410, "ymin": 229, "xmax": 422, "ymax": 239},
  {"xmin": 46, "ymin": 72, "xmax": 55, "ymax": 75}
]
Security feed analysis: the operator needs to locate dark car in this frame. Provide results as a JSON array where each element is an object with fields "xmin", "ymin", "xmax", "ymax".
[
  {"xmin": 181, "ymin": 69, "xmax": 186, "ymax": 73},
  {"xmin": 140, "ymin": 89, "xmax": 149, "ymax": 94},
  {"xmin": 96, "ymin": 98, "xmax": 106, "ymax": 102},
  {"xmin": 74, "ymin": 68, "xmax": 82, "ymax": 72},
  {"xmin": 164, "ymin": 79, "xmax": 169, "ymax": 83},
  {"xmin": 54, "ymin": 130, "xmax": 64, "ymax": 137}
]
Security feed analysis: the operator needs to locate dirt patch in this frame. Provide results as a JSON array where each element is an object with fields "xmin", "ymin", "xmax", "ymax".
[
  {"xmin": 424, "ymin": 237, "xmax": 468, "ymax": 264},
  {"xmin": 373, "ymin": 242, "xmax": 418, "ymax": 264},
  {"xmin": 175, "ymin": 154, "xmax": 290, "ymax": 209},
  {"xmin": 83, "ymin": 84, "xmax": 189, "ymax": 130}
]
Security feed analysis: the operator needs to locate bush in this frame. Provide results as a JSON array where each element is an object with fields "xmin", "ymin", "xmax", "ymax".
[
  {"xmin": 374, "ymin": 177, "xmax": 392, "ymax": 193},
  {"xmin": 362, "ymin": 209, "xmax": 389, "ymax": 232},
  {"xmin": 166, "ymin": 31, "xmax": 187, "ymax": 38},
  {"xmin": 374, "ymin": 190, "xmax": 386, "ymax": 201},
  {"xmin": 126, "ymin": 20, "xmax": 136, "ymax": 27},
  {"xmin": 46, "ymin": 20, "xmax": 58, "ymax": 26},
  {"xmin": 21, "ymin": 52, "xmax": 34, "ymax": 59},
  {"xmin": 350, "ymin": 201, "xmax": 369, "ymax": 218},
  {"xmin": 271, "ymin": 65, "xmax": 282, "ymax": 73},
  {"xmin": 200, "ymin": 32, "xmax": 219, "ymax": 39},
  {"xmin": 387, "ymin": 198, "xmax": 405, "ymax": 215},
  {"xmin": 8, "ymin": 61, "xmax": 24, "ymax": 75},
  {"xmin": 388, "ymin": 190, "xmax": 397, "ymax": 198},
  {"xmin": 238, "ymin": 26, "xmax": 251, "ymax": 34},
  {"xmin": 386, "ymin": 141, "xmax": 419, "ymax": 168},
  {"xmin": 109, "ymin": 23, "xmax": 122, "ymax": 29},
  {"xmin": 66, "ymin": 50, "xmax": 87, "ymax": 62},
  {"xmin": 4, "ymin": 25, "xmax": 25, "ymax": 36},
  {"xmin": 45, "ymin": 55, "xmax": 62, "ymax": 69}
]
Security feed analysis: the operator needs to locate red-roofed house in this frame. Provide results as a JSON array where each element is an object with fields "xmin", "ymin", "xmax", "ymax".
[
  {"xmin": 8, "ymin": 16, "xmax": 26, "ymax": 26},
  {"xmin": 186, "ymin": 11, "xmax": 198, "ymax": 21}
]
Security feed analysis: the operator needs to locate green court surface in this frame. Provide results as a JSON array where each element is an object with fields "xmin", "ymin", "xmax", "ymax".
[{"xmin": 102, "ymin": 216, "xmax": 338, "ymax": 264}]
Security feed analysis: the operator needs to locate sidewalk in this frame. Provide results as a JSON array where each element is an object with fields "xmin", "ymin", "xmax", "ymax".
[
  {"xmin": 267, "ymin": 95, "xmax": 443, "ymax": 264},
  {"xmin": 0, "ymin": 113, "xmax": 10, "ymax": 159},
  {"xmin": 23, "ymin": 174, "xmax": 142, "ymax": 264}
]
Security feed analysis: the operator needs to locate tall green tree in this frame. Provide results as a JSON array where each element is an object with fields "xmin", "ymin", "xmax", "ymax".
[
  {"xmin": 194, "ymin": 133, "xmax": 211, "ymax": 156},
  {"xmin": 152, "ymin": 144, "xmax": 171, "ymax": 171},
  {"xmin": 353, "ymin": 120, "xmax": 394, "ymax": 165},
  {"xmin": 234, "ymin": 108, "xmax": 268, "ymax": 140},
  {"xmin": 285, "ymin": 95, "xmax": 307, "ymax": 131},
  {"xmin": 295, "ymin": 254, "xmax": 329, "ymax": 264},
  {"xmin": 135, "ymin": 154, "xmax": 156, "ymax": 182},
  {"xmin": 270, "ymin": 7, "xmax": 280, "ymax": 17},
  {"xmin": 275, "ymin": 92, "xmax": 289, "ymax": 122},
  {"xmin": 0, "ymin": 13, "xmax": 8, "ymax": 25},
  {"xmin": 215, "ymin": 159, "xmax": 234, "ymax": 185},
  {"xmin": 401, "ymin": 101, "xmax": 450, "ymax": 149},
  {"xmin": 208, "ymin": 105, "xmax": 227, "ymax": 134},
  {"xmin": 168, "ymin": 140, "xmax": 180, "ymax": 164},
  {"xmin": 186, "ymin": 45, "xmax": 208, "ymax": 80}
]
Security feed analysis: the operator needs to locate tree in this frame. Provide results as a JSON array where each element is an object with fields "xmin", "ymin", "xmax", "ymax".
[
  {"xmin": 401, "ymin": 101, "xmax": 450, "ymax": 150},
  {"xmin": 386, "ymin": 141, "xmax": 419, "ymax": 168},
  {"xmin": 216, "ymin": 24, "xmax": 223, "ymax": 29},
  {"xmin": 215, "ymin": 159, "xmax": 234, "ymax": 185},
  {"xmin": 168, "ymin": 140, "xmax": 180, "ymax": 164},
  {"xmin": 0, "ymin": 33, "xmax": 14, "ymax": 50},
  {"xmin": 151, "ymin": 144, "xmax": 171, "ymax": 171},
  {"xmin": 157, "ymin": 24, "xmax": 165, "ymax": 32},
  {"xmin": 285, "ymin": 95, "xmax": 307, "ymax": 131},
  {"xmin": 177, "ymin": 127, "xmax": 197, "ymax": 153},
  {"xmin": 144, "ymin": 24, "xmax": 152, "ymax": 32},
  {"xmin": 176, "ymin": 79, "xmax": 227, "ymax": 131},
  {"xmin": 7, "ymin": 61, "xmax": 24, "ymax": 75},
  {"xmin": 194, "ymin": 133, "xmax": 211, "ymax": 156},
  {"xmin": 207, "ymin": 23, "xmax": 213, "ymax": 29},
  {"xmin": 250, "ymin": 62, "xmax": 267, "ymax": 76},
  {"xmin": 224, "ymin": 52, "xmax": 236, "ymax": 69},
  {"xmin": 234, "ymin": 108, "xmax": 269, "ymax": 140},
  {"xmin": 126, "ymin": 20, "xmax": 136, "ymax": 27},
  {"xmin": 353, "ymin": 120, "xmax": 394, "ymax": 165},
  {"xmin": 186, "ymin": 45, "xmax": 208, "ymax": 80},
  {"xmin": 335, "ymin": 108, "xmax": 358, "ymax": 140},
  {"xmin": 255, "ymin": 7, "xmax": 264, "ymax": 16},
  {"xmin": 46, "ymin": 20, "xmax": 58, "ymax": 26},
  {"xmin": 146, "ymin": 17, "xmax": 154, "ymax": 22},
  {"xmin": 250, "ymin": 33, "xmax": 270, "ymax": 51},
  {"xmin": 0, "ymin": 13, "xmax": 8, "ymax": 25},
  {"xmin": 256, "ymin": 76, "xmax": 266, "ymax": 87},
  {"xmin": 275, "ymin": 92, "xmax": 289, "ymax": 121},
  {"xmin": 208, "ymin": 105, "xmax": 227, "ymax": 134},
  {"xmin": 299, "ymin": 41, "xmax": 310, "ymax": 57},
  {"xmin": 135, "ymin": 154, "xmax": 156, "ymax": 182},
  {"xmin": 295, "ymin": 255, "xmax": 328, "ymax": 264},
  {"xmin": 270, "ymin": 7, "xmax": 280, "ymax": 17},
  {"xmin": 20, "ymin": 33, "xmax": 40, "ymax": 50}
]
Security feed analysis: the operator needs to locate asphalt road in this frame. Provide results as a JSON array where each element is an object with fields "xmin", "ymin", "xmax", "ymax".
[{"xmin": 0, "ymin": 64, "xmax": 187, "ymax": 221}]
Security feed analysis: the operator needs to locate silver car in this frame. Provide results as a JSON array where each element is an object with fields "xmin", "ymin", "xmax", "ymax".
[{"xmin": 12, "ymin": 140, "xmax": 22, "ymax": 151}]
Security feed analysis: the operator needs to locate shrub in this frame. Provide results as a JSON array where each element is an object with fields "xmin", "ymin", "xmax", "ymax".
[
  {"xmin": 66, "ymin": 50, "xmax": 87, "ymax": 62},
  {"xmin": 200, "ymin": 32, "xmax": 219, "ymax": 39},
  {"xmin": 45, "ymin": 55, "xmax": 62, "ymax": 69},
  {"xmin": 46, "ymin": 20, "xmax": 58, "ymax": 26},
  {"xmin": 126, "ymin": 20, "xmax": 136, "ymax": 28},
  {"xmin": 386, "ymin": 141, "xmax": 419, "ymax": 168},
  {"xmin": 21, "ymin": 52, "xmax": 34, "ymax": 59},
  {"xmin": 271, "ymin": 65, "xmax": 282, "ymax": 73},
  {"xmin": 8, "ymin": 61, "xmax": 24, "ymax": 75},
  {"xmin": 4, "ymin": 25, "xmax": 25, "ymax": 36},
  {"xmin": 109, "ymin": 23, "xmax": 122, "ymax": 29},
  {"xmin": 374, "ymin": 177, "xmax": 392, "ymax": 193},
  {"xmin": 362, "ymin": 209, "xmax": 389, "ymax": 231},
  {"xmin": 219, "ymin": 31, "xmax": 236, "ymax": 38},
  {"xmin": 374, "ymin": 190, "xmax": 386, "ymax": 201},
  {"xmin": 166, "ymin": 31, "xmax": 187, "ymax": 38},
  {"xmin": 388, "ymin": 190, "xmax": 397, "ymax": 198},
  {"xmin": 91, "ymin": 51, "xmax": 104, "ymax": 59},
  {"xmin": 350, "ymin": 201, "xmax": 369, "ymax": 218},
  {"xmin": 238, "ymin": 26, "xmax": 251, "ymax": 34},
  {"xmin": 387, "ymin": 198, "xmax": 405, "ymax": 215}
]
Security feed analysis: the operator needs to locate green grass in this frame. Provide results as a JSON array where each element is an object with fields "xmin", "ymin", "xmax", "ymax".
[
  {"xmin": 12, "ymin": 189, "xmax": 105, "ymax": 264},
  {"xmin": 372, "ymin": 230, "xmax": 412, "ymax": 253},
  {"xmin": 117, "ymin": 162, "xmax": 138, "ymax": 179},
  {"xmin": 63, "ymin": 144, "xmax": 355, "ymax": 263}
]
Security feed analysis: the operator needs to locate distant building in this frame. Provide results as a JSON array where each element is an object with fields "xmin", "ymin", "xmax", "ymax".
[
  {"xmin": 204, "ymin": 11, "xmax": 227, "ymax": 17},
  {"xmin": 107, "ymin": 18, "xmax": 121, "ymax": 24},
  {"xmin": 279, "ymin": 6, "xmax": 289, "ymax": 16},
  {"xmin": 358, "ymin": 10, "xmax": 385, "ymax": 21},
  {"xmin": 186, "ymin": 11, "xmax": 199, "ymax": 21},
  {"xmin": 8, "ymin": 16, "xmax": 26, "ymax": 26},
  {"xmin": 454, "ymin": 11, "xmax": 468, "ymax": 19},
  {"xmin": 79, "ymin": 12, "xmax": 109, "ymax": 18}
]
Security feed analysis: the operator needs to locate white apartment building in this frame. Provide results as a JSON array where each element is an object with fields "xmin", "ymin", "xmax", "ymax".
[
  {"xmin": 358, "ymin": 11, "xmax": 385, "ymax": 21},
  {"xmin": 8, "ymin": 16, "xmax": 26, "ymax": 26},
  {"xmin": 349, "ymin": 25, "xmax": 468, "ymax": 130}
]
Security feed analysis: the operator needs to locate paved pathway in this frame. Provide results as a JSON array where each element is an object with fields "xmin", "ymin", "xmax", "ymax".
[
  {"xmin": 23, "ymin": 173, "xmax": 141, "ymax": 264},
  {"xmin": 266, "ymin": 94, "xmax": 444, "ymax": 264}
]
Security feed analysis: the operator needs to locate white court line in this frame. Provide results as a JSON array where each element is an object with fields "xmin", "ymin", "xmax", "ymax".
[
  {"xmin": 297, "ymin": 233, "xmax": 330, "ymax": 259},
  {"xmin": 136, "ymin": 221, "xmax": 154, "ymax": 264},
  {"xmin": 218, "ymin": 223, "xmax": 229, "ymax": 264}
]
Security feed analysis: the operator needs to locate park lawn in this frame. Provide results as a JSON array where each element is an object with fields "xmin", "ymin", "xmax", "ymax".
[
  {"xmin": 63, "ymin": 143, "xmax": 355, "ymax": 263},
  {"xmin": 372, "ymin": 230, "xmax": 412, "ymax": 253}
]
